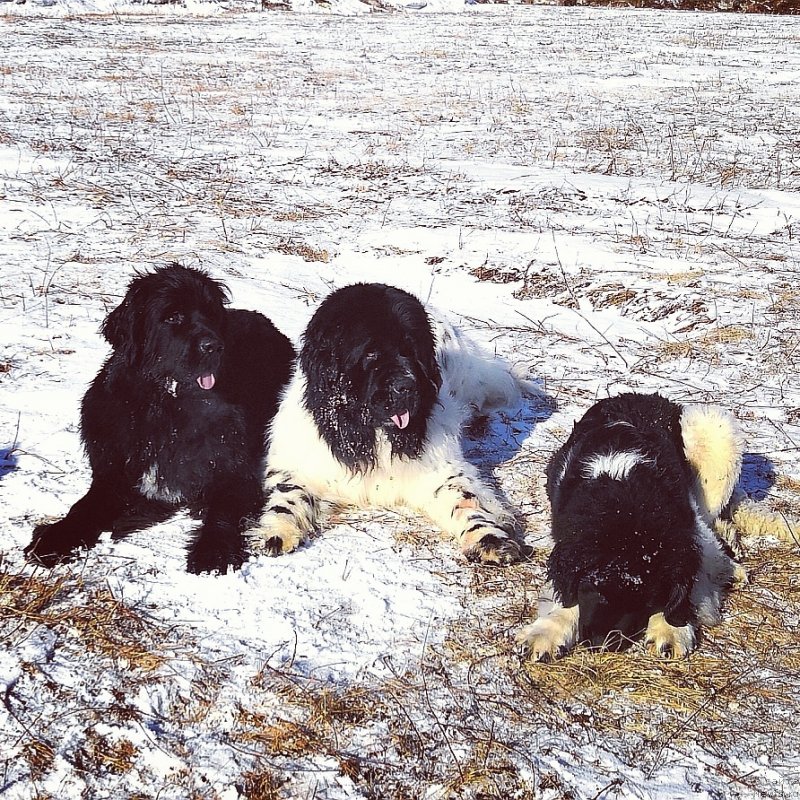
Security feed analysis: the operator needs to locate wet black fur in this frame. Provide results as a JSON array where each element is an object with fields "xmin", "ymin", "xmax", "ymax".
[
  {"xmin": 546, "ymin": 393, "xmax": 701, "ymax": 649},
  {"xmin": 300, "ymin": 283, "xmax": 442, "ymax": 473},
  {"xmin": 26, "ymin": 264, "xmax": 294, "ymax": 574}
]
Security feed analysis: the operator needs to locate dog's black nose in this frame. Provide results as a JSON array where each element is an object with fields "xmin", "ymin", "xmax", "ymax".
[{"xmin": 199, "ymin": 337, "xmax": 223, "ymax": 355}]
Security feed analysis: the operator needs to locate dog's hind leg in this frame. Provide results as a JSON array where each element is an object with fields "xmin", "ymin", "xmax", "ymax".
[
  {"xmin": 25, "ymin": 480, "xmax": 132, "ymax": 567},
  {"xmin": 417, "ymin": 463, "xmax": 521, "ymax": 565},
  {"xmin": 245, "ymin": 469, "xmax": 320, "ymax": 557}
]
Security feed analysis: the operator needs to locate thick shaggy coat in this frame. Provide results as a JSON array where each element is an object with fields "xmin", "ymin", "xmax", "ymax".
[
  {"xmin": 247, "ymin": 282, "xmax": 525, "ymax": 564},
  {"xmin": 26, "ymin": 264, "xmax": 294, "ymax": 573},
  {"xmin": 517, "ymin": 392, "xmax": 745, "ymax": 660}
]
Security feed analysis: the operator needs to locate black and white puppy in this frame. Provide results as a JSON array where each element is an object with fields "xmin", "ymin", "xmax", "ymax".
[
  {"xmin": 247, "ymin": 282, "xmax": 526, "ymax": 564},
  {"xmin": 517, "ymin": 392, "xmax": 746, "ymax": 660},
  {"xmin": 26, "ymin": 264, "xmax": 294, "ymax": 574}
]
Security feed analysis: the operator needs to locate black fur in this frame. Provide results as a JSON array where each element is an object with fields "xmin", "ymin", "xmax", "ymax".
[
  {"xmin": 300, "ymin": 283, "xmax": 442, "ymax": 472},
  {"xmin": 25, "ymin": 264, "xmax": 294, "ymax": 574},
  {"xmin": 546, "ymin": 393, "xmax": 701, "ymax": 649}
]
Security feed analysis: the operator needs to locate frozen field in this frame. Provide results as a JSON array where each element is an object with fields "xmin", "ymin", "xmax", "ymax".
[{"xmin": 1, "ymin": 5, "xmax": 800, "ymax": 798}]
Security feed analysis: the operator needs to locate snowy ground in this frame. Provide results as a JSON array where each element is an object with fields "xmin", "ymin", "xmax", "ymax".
[{"xmin": 1, "ymin": 4, "xmax": 800, "ymax": 799}]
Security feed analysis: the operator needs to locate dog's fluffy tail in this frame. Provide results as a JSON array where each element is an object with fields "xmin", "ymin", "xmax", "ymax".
[
  {"xmin": 680, "ymin": 403, "xmax": 744, "ymax": 521},
  {"xmin": 433, "ymin": 317, "xmax": 535, "ymax": 414},
  {"xmin": 681, "ymin": 404, "xmax": 799, "ymax": 549}
]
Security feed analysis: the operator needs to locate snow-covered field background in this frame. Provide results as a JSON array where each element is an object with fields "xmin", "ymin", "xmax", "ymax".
[{"xmin": 2, "ymin": 4, "xmax": 800, "ymax": 798}]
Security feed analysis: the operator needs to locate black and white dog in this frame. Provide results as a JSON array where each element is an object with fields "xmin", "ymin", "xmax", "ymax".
[
  {"xmin": 247, "ymin": 282, "xmax": 526, "ymax": 565},
  {"xmin": 26, "ymin": 264, "xmax": 294, "ymax": 574},
  {"xmin": 517, "ymin": 392, "xmax": 746, "ymax": 660}
]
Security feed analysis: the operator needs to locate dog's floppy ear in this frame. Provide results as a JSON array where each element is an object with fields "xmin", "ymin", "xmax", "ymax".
[
  {"xmin": 406, "ymin": 318, "xmax": 441, "ymax": 400},
  {"xmin": 416, "ymin": 342, "xmax": 442, "ymax": 394},
  {"xmin": 300, "ymin": 331, "xmax": 341, "ymax": 393},
  {"xmin": 101, "ymin": 297, "xmax": 135, "ymax": 349},
  {"xmin": 101, "ymin": 280, "xmax": 146, "ymax": 368},
  {"xmin": 663, "ymin": 578, "xmax": 694, "ymax": 628}
]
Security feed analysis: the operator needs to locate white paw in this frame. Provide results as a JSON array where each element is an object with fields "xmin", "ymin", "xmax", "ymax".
[
  {"xmin": 461, "ymin": 522, "xmax": 520, "ymax": 565},
  {"xmin": 247, "ymin": 514, "xmax": 307, "ymax": 557},
  {"xmin": 644, "ymin": 613, "xmax": 697, "ymax": 659},
  {"xmin": 516, "ymin": 606, "xmax": 579, "ymax": 661}
]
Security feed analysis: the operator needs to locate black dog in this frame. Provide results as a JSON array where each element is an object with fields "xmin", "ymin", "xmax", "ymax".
[
  {"xmin": 246, "ymin": 282, "xmax": 525, "ymax": 564},
  {"xmin": 517, "ymin": 392, "xmax": 744, "ymax": 659},
  {"xmin": 26, "ymin": 264, "xmax": 294, "ymax": 573}
]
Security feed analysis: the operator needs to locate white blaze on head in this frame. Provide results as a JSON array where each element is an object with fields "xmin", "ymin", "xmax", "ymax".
[{"xmin": 582, "ymin": 451, "xmax": 649, "ymax": 481}]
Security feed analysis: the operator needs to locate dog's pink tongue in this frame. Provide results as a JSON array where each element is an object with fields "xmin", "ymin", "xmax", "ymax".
[
  {"xmin": 391, "ymin": 410, "xmax": 410, "ymax": 430},
  {"xmin": 197, "ymin": 373, "xmax": 216, "ymax": 390}
]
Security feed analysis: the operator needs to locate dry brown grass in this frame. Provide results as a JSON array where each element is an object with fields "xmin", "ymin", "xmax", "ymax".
[
  {"xmin": 0, "ymin": 566, "xmax": 166, "ymax": 671},
  {"xmin": 470, "ymin": 263, "xmax": 520, "ymax": 285},
  {"xmin": 237, "ymin": 668, "xmax": 383, "ymax": 763},
  {"xmin": 242, "ymin": 769, "xmax": 286, "ymax": 800},
  {"xmin": 273, "ymin": 208, "xmax": 323, "ymax": 223},
  {"xmin": 74, "ymin": 729, "xmax": 138, "ymax": 775},
  {"xmin": 21, "ymin": 739, "xmax": 56, "ymax": 781},
  {"xmin": 651, "ymin": 269, "xmax": 705, "ymax": 285},
  {"xmin": 238, "ymin": 713, "xmax": 324, "ymax": 758},
  {"xmin": 274, "ymin": 240, "xmax": 330, "ymax": 263},
  {"xmin": 654, "ymin": 324, "xmax": 755, "ymax": 362},
  {"xmin": 776, "ymin": 475, "xmax": 800, "ymax": 494}
]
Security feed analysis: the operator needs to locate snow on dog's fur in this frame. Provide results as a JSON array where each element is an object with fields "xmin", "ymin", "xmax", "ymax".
[
  {"xmin": 517, "ymin": 393, "xmax": 747, "ymax": 661},
  {"xmin": 247, "ymin": 282, "xmax": 526, "ymax": 565}
]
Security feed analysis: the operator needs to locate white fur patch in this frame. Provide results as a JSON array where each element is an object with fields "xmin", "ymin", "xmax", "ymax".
[
  {"xmin": 138, "ymin": 465, "xmax": 183, "ymax": 504},
  {"xmin": 433, "ymin": 317, "xmax": 532, "ymax": 413},
  {"xmin": 582, "ymin": 451, "xmax": 648, "ymax": 481}
]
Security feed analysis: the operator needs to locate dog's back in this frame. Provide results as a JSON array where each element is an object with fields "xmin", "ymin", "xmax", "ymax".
[{"xmin": 433, "ymin": 316, "xmax": 531, "ymax": 420}]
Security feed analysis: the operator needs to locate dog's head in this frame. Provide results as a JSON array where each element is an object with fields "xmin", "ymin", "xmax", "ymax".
[
  {"xmin": 548, "ymin": 513, "xmax": 698, "ymax": 651},
  {"xmin": 300, "ymin": 283, "xmax": 442, "ymax": 471},
  {"xmin": 574, "ymin": 570, "xmax": 694, "ymax": 651},
  {"xmin": 102, "ymin": 264, "xmax": 229, "ymax": 393}
]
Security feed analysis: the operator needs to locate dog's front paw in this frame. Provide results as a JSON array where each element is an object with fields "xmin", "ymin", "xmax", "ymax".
[
  {"xmin": 187, "ymin": 530, "xmax": 246, "ymax": 575},
  {"xmin": 464, "ymin": 532, "xmax": 521, "ymax": 565},
  {"xmin": 644, "ymin": 613, "xmax": 696, "ymax": 659},
  {"xmin": 25, "ymin": 522, "xmax": 81, "ymax": 568},
  {"xmin": 516, "ymin": 606, "xmax": 579, "ymax": 662},
  {"xmin": 461, "ymin": 518, "xmax": 521, "ymax": 566},
  {"xmin": 730, "ymin": 562, "xmax": 749, "ymax": 588},
  {"xmin": 246, "ymin": 514, "xmax": 307, "ymax": 557},
  {"xmin": 516, "ymin": 623, "xmax": 561, "ymax": 663}
]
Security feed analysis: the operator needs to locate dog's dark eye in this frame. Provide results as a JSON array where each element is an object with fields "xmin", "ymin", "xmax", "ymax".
[{"xmin": 164, "ymin": 312, "xmax": 184, "ymax": 326}]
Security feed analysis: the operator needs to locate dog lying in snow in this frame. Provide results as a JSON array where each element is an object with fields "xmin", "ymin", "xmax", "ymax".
[
  {"xmin": 246, "ymin": 282, "xmax": 527, "ymax": 565},
  {"xmin": 517, "ymin": 392, "xmax": 748, "ymax": 660},
  {"xmin": 26, "ymin": 264, "xmax": 294, "ymax": 574}
]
